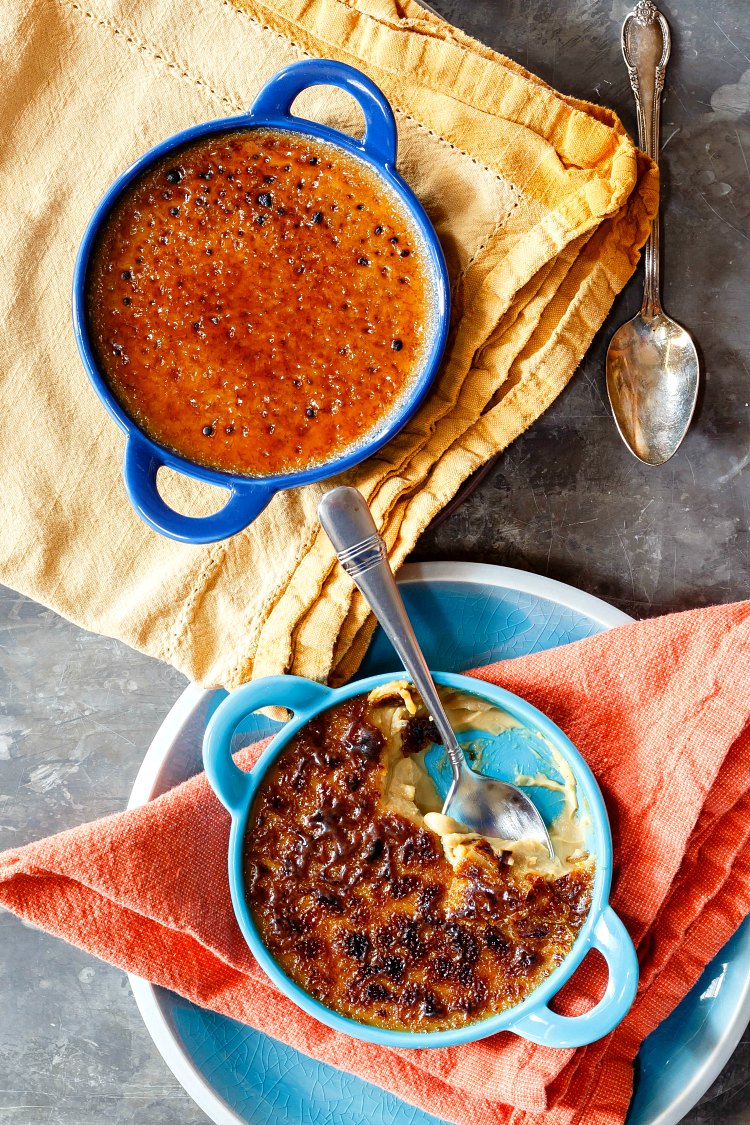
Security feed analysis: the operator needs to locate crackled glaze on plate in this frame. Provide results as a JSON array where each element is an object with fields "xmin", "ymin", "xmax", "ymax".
[{"xmin": 127, "ymin": 562, "xmax": 750, "ymax": 1125}]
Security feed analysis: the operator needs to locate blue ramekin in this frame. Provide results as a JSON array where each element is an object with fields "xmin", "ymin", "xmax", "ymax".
[
  {"xmin": 203, "ymin": 671, "xmax": 639, "ymax": 1049},
  {"xmin": 72, "ymin": 60, "xmax": 450, "ymax": 545}
]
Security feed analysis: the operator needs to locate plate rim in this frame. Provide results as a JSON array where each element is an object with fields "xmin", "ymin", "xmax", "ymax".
[
  {"xmin": 643, "ymin": 963, "xmax": 750, "ymax": 1125},
  {"xmin": 126, "ymin": 560, "xmax": 750, "ymax": 1125}
]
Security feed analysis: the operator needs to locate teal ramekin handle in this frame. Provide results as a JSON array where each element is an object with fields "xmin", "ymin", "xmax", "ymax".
[
  {"xmin": 511, "ymin": 906, "xmax": 639, "ymax": 1048},
  {"xmin": 203, "ymin": 675, "xmax": 334, "ymax": 815}
]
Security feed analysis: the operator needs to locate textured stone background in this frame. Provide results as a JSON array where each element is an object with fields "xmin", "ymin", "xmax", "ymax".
[{"xmin": 1, "ymin": 0, "xmax": 749, "ymax": 1121}]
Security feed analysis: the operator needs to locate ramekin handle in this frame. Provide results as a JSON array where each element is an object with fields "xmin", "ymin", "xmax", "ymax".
[
  {"xmin": 203, "ymin": 675, "xmax": 334, "ymax": 816},
  {"xmin": 249, "ymin": 58, "xmax": 398, "ymax": 167},
  {"xmin": 510, "ymin": 906, "xmax": 639, "ymax": 1048},
  {"xmin": 123, "ymin": 435, "xmax": 273, "ymax": 545}
]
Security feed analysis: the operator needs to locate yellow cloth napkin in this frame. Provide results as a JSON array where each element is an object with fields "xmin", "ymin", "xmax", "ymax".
[{"xmin": 0, "ymin": 0, "xmax": 656, "ymax": 688}]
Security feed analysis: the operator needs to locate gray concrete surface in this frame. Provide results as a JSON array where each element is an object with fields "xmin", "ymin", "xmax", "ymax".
[{"xmin": 2, "ymin": 0, "xmax": 749, "ymax": 1121}]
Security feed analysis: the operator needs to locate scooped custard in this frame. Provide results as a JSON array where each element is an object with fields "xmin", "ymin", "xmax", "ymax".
[
  {"xmin": 87, "ymin": 129, "xmax": 431, "ymax": 477},
  {"xmin": 244, "ymin": 683, "xmax": 594, "ymax": 1031}
]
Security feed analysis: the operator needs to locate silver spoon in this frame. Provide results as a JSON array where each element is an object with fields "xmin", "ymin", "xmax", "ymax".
[
  {"xmin": 606, "ymin": 3, "xmax": 699, "ymax": 465},
  {"xmin": 318, "ymin": 486, "xmax": 554, "ymax": 855}
]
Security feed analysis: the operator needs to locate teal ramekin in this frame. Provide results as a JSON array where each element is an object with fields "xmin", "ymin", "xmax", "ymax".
[{"xmin": 203, "ymin": 671, "xmax": 638, "ymax": 1049}]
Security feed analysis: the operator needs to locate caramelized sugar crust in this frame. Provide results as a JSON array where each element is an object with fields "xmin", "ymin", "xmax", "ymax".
[
  {"xmin": 245, "ymin": 695, "xmax": 593, "ymax": 1031},
  {"xmin": 88, "ymin": 130, "xmax": 430, "ymax": 477}
]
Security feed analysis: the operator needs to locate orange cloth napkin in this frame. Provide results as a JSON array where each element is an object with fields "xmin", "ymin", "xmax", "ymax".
[{"xmin": 2, "ymin": 601, "xmax": 750, "ymax": 1125}]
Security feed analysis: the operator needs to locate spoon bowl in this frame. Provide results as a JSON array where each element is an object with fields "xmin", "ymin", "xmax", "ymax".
[
  {"xmin": 606, "ymin": 309, "xmax": 700, "ymax": 465},
  {"xmin": 442, "ymin": 758, "xmax": 555, "ymax": 846}
]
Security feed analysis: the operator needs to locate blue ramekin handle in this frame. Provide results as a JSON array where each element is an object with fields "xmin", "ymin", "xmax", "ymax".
[
  {"xmin": 123, "ymin": 435, "xmax": 274, "ymax": 545},
  {"xmin": 510, "ymin": 906, "xmax": 639, "ymax": 1048},
  {"xmin": 249, "ymin": 59, "xmax": 398, "ymax": 167},
  {"xmin": 203, "ymin": 675, "xmax": 334, "ymax": 816}
]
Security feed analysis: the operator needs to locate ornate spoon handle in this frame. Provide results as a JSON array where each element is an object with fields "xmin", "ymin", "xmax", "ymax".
[{"xmin": 622, "ymin": 2, "xmax": 671, "ymax": 318}]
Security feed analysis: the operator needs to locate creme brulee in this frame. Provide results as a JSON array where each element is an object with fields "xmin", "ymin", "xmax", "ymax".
[
  {"xmin": 244, "ymin": 683, "xmax": 594, "ymax": 1032},
  {"xmin": 86, "ymin": 129, "xmax": 432, "ymax": 477}
]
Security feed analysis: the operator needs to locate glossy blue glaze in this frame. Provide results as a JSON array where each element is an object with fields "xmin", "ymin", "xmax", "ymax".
[
  {"xmin": 203, "ymin": 668, "xmax": 638, "ymax": 1050},
  {"xmin": 72, "ymin": 59, "xmax": 450, "ymax": 544}
]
